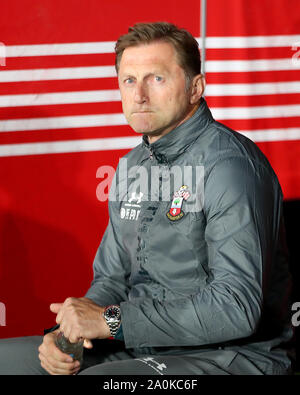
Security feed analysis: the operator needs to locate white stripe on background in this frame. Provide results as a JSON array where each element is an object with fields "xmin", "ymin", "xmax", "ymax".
[
  {"xmin": 4, "ymin": 35, "xmax": 300, "ymax": 57},
  {"xmin": 1, "ymin": 104, "xmax": 299, "ymax": 132},
  {"xmin": 0, "ymin": 136, "xmax": 141, "ymax": 157},
  {"xmin": 240, "ymin": 128, "xmax": 300, "ymax": 142},
  {"xmin": 0, "ymin": 66, "xmax": 117, "ymax": 83},
  {"xmin": 211, "ymin": 104, "xmax": 300, "ymax": 120},
  {"xmin": 203, "ymin": 35, "xmax": 300, "ymax": 49},
  {"xmin": 0, "ymin": 113, "xmax": 127, "ymax": 132},
  {"xmin": 205, "ymin": 81, "xmax": 300, "ymax": 96},
  {"xmin": 0, "ymin": 128, "xmax": 298, "ymax": 157},
  {"xmin": 0, "ymin": 59, "xmax": 298, "ymax": 83},
  {"xmin": 205, "ymin": 58, "xmax": 300, "ymax": 73},
  {"xmin": 0, "ymin": 89, "xmax": 121, "ymax": 107},
  {"xmin": 5, "ymin": 42, "xmax": 116, "ymax": 57},
  {"xmin": 1, "ymin": 81, "xmax": 299, "ymax": 107}
]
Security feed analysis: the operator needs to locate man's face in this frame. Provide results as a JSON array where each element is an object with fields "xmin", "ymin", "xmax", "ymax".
[{"xmin": 118, "ymin": 41, "xmax": 193, "ymax": 139}]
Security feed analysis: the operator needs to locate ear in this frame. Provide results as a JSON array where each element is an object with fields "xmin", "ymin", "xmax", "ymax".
[{"xmin": 190, "ymin": 74, "xmax": 206, "ymax": 104}]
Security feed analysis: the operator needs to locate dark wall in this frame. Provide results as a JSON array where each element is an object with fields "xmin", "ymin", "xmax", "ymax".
[{"xmin": 283, "ymin": 199, "xmax": 300, "ymax": 370}]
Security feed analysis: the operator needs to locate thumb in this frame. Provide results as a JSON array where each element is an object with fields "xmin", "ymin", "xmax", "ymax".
[
  {"xmin": 83, "ymin": 339, "xmax": 93, "ymax": 349},
  {"xmin": 50, "ymin": 303, "xmax": 63, "ymax": 314}
]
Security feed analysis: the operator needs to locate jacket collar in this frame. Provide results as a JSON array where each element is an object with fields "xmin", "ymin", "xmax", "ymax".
[{"xmin": 141, "ymin": 98, "xmax": 214, "ymax": 164}]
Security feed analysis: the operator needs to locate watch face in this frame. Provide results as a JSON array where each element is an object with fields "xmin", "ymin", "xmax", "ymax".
[{"xmin": 105, "ymin": 305, "xmax": 120, "ymax": 320}]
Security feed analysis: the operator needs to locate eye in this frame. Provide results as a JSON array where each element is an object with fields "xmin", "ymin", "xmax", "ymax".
[
  {"xmin": 124, "ymin": 77, "xmax": 134, "ymax": 84},
  {"xmin": 155, "ymin": 76, "xmax": 163, "ymax": 82}
]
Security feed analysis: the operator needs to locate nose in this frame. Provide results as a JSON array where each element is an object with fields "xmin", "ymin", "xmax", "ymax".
[{"xmin": 134, "ymin": 82, "xmax": 148, "ymax": 104}]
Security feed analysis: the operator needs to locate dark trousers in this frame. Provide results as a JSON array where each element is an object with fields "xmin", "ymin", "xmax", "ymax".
[{"xmin": 0, "ymin": 336, "xmax": 291, "ymax": 375}]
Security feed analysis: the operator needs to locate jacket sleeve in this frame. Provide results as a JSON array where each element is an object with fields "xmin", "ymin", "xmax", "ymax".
[
  {"xmin": 120, "ymin": 155, "xmax": 284, "ymax": 348},
  {"xmin": 84, "ymin": 201, "xmax": 131, "ymax": 307}
]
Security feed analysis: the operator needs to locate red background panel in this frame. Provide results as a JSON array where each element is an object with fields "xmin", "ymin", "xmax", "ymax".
[
  {"xmin": 0, "ymin": 0, "xmax": 200, "ymax": 44},
  {"xmin": 206, "ymin": 0, "xmax": 300, "ymax": 36},
  {"xmin": 0, "ymin": 0, "xmax": 299, "ymax": 339},
  {"xmin": 0, "ymin": 149, "xmax": 129, "ymax": 336},
  {"xmin": 0, "ymin": 0, "xmax": 201, "ymax": 338}
]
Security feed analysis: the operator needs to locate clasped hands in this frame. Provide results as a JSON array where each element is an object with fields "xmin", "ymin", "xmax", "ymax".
[{"xmin": 38, "ymin": 297, "xmax": 111, "ymax": 375}]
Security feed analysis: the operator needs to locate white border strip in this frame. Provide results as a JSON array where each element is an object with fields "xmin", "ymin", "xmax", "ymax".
[{"xmin": 4, "ymin": 35, "xmax": 300, "ymax": 57}]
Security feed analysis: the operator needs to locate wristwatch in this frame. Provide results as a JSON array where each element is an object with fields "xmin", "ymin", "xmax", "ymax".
[{"xmin": 103, "ymin": 305, "xmax": 121, "ymax": 337}]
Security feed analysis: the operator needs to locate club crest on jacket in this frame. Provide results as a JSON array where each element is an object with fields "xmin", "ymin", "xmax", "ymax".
[{"xmin": 166, "ymin": 185, "xmax": 190, "ymax": 221}]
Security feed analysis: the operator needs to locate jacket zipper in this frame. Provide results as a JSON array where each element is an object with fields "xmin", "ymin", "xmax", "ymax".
[{"xmin": 149, "ymin": 147, "xmax": 154, "ymax": 161}]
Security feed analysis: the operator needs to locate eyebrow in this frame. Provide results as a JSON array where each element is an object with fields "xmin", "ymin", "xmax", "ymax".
[{"xmin": 121, "ymin": 71, "xmax": 166, "ymax": 80}]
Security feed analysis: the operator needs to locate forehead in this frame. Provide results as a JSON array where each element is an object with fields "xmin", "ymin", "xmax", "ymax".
[{"xmin": 119, "ymin": 41, "xmax": 180, "ymax": 73}]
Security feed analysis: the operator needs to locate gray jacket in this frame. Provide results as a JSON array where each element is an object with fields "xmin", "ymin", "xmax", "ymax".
[{"xmin": 85, "ymin": 98, "xmax": 293, "ymax": 370}]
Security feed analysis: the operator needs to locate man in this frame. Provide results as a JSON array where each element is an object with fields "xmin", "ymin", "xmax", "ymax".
[{"xmin": 0, "ymin": 22, "xmax": 294, "ymax": 375}]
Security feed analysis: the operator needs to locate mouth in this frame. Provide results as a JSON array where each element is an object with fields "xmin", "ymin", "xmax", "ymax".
[{"xmin": 132, "ymin": 111, "xmax": 153, "ymax": 114}]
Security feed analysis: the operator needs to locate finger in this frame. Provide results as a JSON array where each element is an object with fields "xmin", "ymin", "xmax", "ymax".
[
  {"xmin": 40, "ymin": 355, "xmax": 80, "ymax": 375},
  {"xmin": 48, "ymin": 354, "xmax": 81, "ymax": 373},
  {"xmin": 83, "ymin": 339, "xmax": 93, "ymax": 349},
  {"xmin": 40, "ymin": 357, "xmax": 55, "ymax": 375},
  {"xmin": 59, "ymin": 321, "xmax": 82, "ymax": 344},
  {"xmin": 39, "ymin": 352, "xmax": 60, "ymax": 375},
  {"xmin": 52, "ymin": 341, "xmax": 74, "ymax": 363},
  {"xmin": 68, "ymin": 330, "xmax": 83, "ymax": 344},
  {"xmin": 50, "ymin": 303, "xmax": 63, "ymax": 314},
  {"xmin": 55, "ymin": 305, "xmax": 67, "ymax": 325},
  {"xmin": 39, "ymin": 344, "xmax": 73, "ymax": 366},
  {"xmin": 59, "ymin": 322, "xmax": 73, "ymax": 342},
  {"xmin": 41, "ymin": 334, "xmax": 73, "ymax": 363},
  {"xmin": 39, "ymin": 350, "xmax": 81, "ymax": 375}
]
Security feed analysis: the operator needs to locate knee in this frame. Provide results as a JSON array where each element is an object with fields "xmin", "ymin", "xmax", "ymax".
[{"xmin": 79, "ymin": 359, "xmax": 140, "ymax": 375}]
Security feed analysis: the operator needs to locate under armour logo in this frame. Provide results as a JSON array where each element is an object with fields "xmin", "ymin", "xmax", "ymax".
[
  {"xmin": 142, "ymin": 357, "xmax": 167, "ymax": 371},
  {"xmin": 128, "ymin": 192, "xmax": 143, "ymax": 204}
]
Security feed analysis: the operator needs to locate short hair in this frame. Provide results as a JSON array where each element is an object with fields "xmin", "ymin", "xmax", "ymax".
[{"xmin": 115, "ymin": 22, "xmax": 201, "ymax": 87}]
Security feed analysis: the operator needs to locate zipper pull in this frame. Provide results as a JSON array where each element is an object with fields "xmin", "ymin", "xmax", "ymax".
[{"xmin": 149, "ymin": 147, "xmax": 154, "ymax": 160}]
